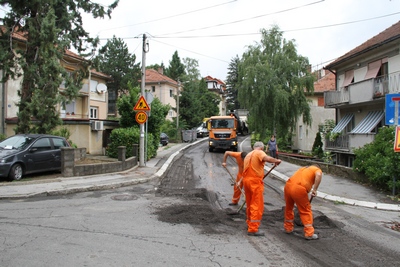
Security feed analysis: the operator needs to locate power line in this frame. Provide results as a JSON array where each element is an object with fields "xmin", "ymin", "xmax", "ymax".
[
  {"xmin": 151, "ymin": 38, "xmax": 230, "ymax": 64},
  {"xmin": 154, "ymin": 0, "xmax": 325, "ymax": 37},
  {"xmin": 96, "ymin": 0, "xmax": 238, "ymax": 34}
]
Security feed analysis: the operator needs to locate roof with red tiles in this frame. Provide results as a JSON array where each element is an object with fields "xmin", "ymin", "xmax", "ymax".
[
  {"xmin": 204, "ymin": 75, "xmax": 226, "ymax": 86},
  {"xmin": 313, "ymin": 71, "xmax": 335, "ymax": 93},
  {"xmin": 326, "ymin": 20, "xmax": 400, "ymax": 69},
  {"xmin": 145, "ymin": 69, "xmax": 178, "ymax": 86},
  {"xmin": 1, "ymin": 25, "xmax": 109, "ymax": 80}
]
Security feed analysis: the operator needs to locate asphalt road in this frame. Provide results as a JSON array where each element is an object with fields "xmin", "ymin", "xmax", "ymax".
[{"xmin": 0, "ymin": 137, "xmax": 399, "ymax": 266}]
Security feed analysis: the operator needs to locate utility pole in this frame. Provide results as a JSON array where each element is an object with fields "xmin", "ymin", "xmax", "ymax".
[
  {"xmin": 140, "ymin": 34, "xmax": 149, "ymax": 167},
  {"xmin": 176, "ymin": 81, "xmax": 180, "ymax": 141}
]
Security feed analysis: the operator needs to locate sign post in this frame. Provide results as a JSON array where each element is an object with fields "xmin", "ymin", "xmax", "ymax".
[{"xmin": 388, "ymin": 95, "xmax": 400, "ymax": 196}]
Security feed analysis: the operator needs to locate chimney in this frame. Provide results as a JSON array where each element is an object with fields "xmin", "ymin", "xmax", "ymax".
[{"xmin": 158, "ymin": 67, "xmax": 163, "ymax": 75}]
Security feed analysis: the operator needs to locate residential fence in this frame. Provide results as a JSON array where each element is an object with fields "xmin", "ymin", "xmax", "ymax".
[
  {"xmin": 61, "ymin": 145, "xmax": 138, "ymax": 177},
  {"xmin": 278, "ymin": 154, "xmax": 368, "ymax": 183}
]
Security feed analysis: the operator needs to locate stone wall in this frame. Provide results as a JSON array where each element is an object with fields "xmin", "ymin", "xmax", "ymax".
[
  {"xmin": 61, "ymin": 145, "xmax": 138, "ymax": 177},
  {"xmin": 278, "ymin": 155, "xmax": 369, "ymax": 183}
]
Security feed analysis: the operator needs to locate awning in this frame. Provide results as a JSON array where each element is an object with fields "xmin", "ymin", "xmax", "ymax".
[
  {"xmin": 331, "ymin": 113, "xmax": 354, "ymax": 133},
  {"xmin": 350, "ymin": 111, "xmax": 384, "ymax": 134},
  {"xmin": 343, "ymin": 70, "xmax": 354, "ymax": 87},
  {"xmin": 364, "ymin": 60, "xmax": 381, "ymax": 80}
]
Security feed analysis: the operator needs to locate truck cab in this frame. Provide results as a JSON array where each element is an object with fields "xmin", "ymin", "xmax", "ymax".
[{"xmin": 207, "ymin": 114, "xmax": 238, "ymax": 152}]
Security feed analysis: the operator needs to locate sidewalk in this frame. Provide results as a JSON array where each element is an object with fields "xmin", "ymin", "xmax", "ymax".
[{"xmin": 0, "ymin": 139, "xmax": 399, "ymax": 211}]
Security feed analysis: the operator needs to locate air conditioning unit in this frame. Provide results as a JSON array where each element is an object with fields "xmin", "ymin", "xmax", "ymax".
[{"xmin": 91, "ymin": 121, "xmax": 104, "ymax": 131}]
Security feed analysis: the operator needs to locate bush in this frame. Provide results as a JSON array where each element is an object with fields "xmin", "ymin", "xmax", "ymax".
[
  {"xmin": 0, "ymin": 133, "xmax": 7, "ymax": 141},
  {"xmin": 312, "ymin": 132, "xmax": 324, "ymax": 158},
  {"xmin": 106, "ymin": 127, "xmax": 158, "ymax": 161},
  {"xmin": 106, "ymin": 127, "xmax": 140, "ymax": 158},
  {"xmin": 353, "ymin": 126, "xmax": 400, "ymax": 193},
  {"xmin": 51, "ymin": 127, "xmax": 77, "ymax": 148}
]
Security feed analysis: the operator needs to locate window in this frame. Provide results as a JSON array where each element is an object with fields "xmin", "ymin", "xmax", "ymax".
[
  {"xmin": 377, "ymin": 61, "xmax": 388, "ymax": 77},
  {"xmin": 90, "ymin": 106, "xmax": 98, "ymax": 119},
  {"xmin": 90, "ymin": 80, "xmax": 98, "ymax": 92},
  {"xmin": 343, "ymin": 70, "xmax": 354, "ymax": 88},
  {"xmin": 317, "ymin": 97, "xmax": 324, "ymax": 107},
  {"xmin": 170, "ymin": 89, "xmax": 173, "ymax": 97},
  {"xmin": 52, "ymin": 138, "xmax": 69, "ymax": 149},
  {"xmin": 65, "ymin": 101, "xmax": 76, "ymax": 114},
  {"xmin": 299, "ymin": 125, "xmax": 303, "ymax": 140},
  {"xmin": 365, "ymin": 58, "xmax": 388, "ymax": 80},
  {"xmin": 169, "ymin": 110, "xmax": 173, "ymax": 117},
  {"xmin": 152, "ymin": 86, "xmax": 156, "ymax": 93},
  {"xmin": 32, "ymin": 138, "xmax": 52, "ymax": 151}
]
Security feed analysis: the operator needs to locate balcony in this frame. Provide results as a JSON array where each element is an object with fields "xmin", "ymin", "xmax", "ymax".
[
  {"xmin": 325, "ymin": 134, "xmax": 375, "ymax": 153},
  {"xmin": 325, "ymin": 135, "xmax": 349, "ymax": 150},
  {"xmin": 324, "ymin": 72, "xmax": 400, "ymax": 108}
]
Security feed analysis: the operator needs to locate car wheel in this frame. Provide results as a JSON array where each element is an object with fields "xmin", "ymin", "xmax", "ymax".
[
  {"xmin": 209, "ymin": 147, "xmax": 214, "ymax": 152},
  {"xmin": 9, "ymin": 163, "xmax": 23, "ymax": 181}
]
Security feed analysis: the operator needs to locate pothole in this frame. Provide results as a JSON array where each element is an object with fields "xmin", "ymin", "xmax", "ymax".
[{"xmin": 111, "ymin": 194, "xmax": 138, "ymax": 201}]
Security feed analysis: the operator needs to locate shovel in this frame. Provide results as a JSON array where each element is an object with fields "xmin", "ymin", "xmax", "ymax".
[
  {"xmin": 263, "ymin": 164, "xmax": 277, "ymax": 180},
  {"xmin": 224, "ymin": 166, "xmax": 246, "ymax": 197},
  {"xmin": 224, "ymin": 166, "xmax": 247, "ymax": 215}
]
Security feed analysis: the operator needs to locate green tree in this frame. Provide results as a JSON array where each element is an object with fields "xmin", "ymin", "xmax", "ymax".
[
  {"xmin": 147, "ymin": 63, "xmax": 165, "ymax": 72},
  {"xmin": 353, "ymin": 126, "xmax": 400, "ymax": 193},
  {"xmin": 117, "ymin": 83, "xmax": 140, "ymax": 128},
  {"xmin": 178, "ymin": 58, "xmax": 219, "ymax": 128},
  {"xmin": 237, "ymin": 25, "xmax": 314, "ymax": 140},
  {"xmin": 312, "ymin": 132, "xmax": 324, "ymax": 158},
  {"xmin": 225, "ymin": 55, "xmax": 241, "ymax": 111},
  {"xmin": 93, "ymin": 36, "xmax": 141, "ymax": 116},
  {"xmin": 0, "ymin": 0, "xmax": 118, "ymax": 133},
  {"xmin": 165, "ymin": 51, "xmax": 185, "ymax": 81},
  {"xmin": 179, "ymin": 78, "xmax": 219, "ymax": 128},
  {"xmin": 116, "ymin": 83, "xmax": 169, "ymax": 157}
]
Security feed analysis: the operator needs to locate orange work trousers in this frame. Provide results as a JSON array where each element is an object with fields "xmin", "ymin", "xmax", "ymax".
[
  {"xmin": 232, "ymin": 174, "xmax": 244, "ymax": 204},
  {"xmin": 284, "ymin": 180, "xmax": 314, "ymax": 237},
  {"xmin": 243, "ymin": 177, "xmax": 264, "ymax": 233}
]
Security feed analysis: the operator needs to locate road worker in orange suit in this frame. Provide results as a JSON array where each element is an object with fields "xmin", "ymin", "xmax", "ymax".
[
  {"xmin": 222, "ymin": 151, "xmax": 248, "ymax": 206},
  {"xmin": 284, "ymin": 164, "xmax": 322, "ymax": 240},
  {"xmin": 243, "ymin": 141, "xmax": 282, "ymax": 236}
]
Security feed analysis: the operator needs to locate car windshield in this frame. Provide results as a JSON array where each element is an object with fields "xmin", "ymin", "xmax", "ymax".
[{"xmin": 0, "ymin": 136, "xmax": 35, "ymax": 150}]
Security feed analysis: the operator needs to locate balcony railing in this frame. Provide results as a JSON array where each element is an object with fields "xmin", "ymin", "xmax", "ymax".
[
  {"xmin": 325, "ymin": 71, "xmax": 400, "ymax": 107},
  {"xmin": 325, "ymin": 133, "xmax": 375, "ymax": 153},
  {"xmin": 325, "ymin": 135, "xmax": 349, "ymax": 150}
]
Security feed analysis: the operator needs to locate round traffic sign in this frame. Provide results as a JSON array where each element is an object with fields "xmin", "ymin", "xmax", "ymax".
[{"xmin": 135, "ymin": 111, "xmax": 148, "ymax": 124}]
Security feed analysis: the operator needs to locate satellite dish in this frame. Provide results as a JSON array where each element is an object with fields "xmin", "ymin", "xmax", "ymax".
[{"xmin": 96, "ymin": 83, "xmax": 107, "ymax": 94}]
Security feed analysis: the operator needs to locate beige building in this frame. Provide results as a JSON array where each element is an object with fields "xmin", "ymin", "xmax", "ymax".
[
  {"xmin": 292, "ymin": 70, "xmax": 336, "ymax": 153},
  {"xmin": 1, "ymin": 45, "xmax": 114, "ymax": 155},
  {"xmin": 204, "ymin": 75, "xmax": 226, "ymax": 115},
  {"xmin": 324, "ymin": 20, "xmax": 400, "ymax": 167},
  {"xmin": 144, "ymin": 68, "xmax": 179, "ymax": 121}
]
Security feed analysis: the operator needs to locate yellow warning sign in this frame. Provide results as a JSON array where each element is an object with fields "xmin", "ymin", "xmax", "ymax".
[
  {"xmin": 394, "ymin": 126, "xmax": 400, "ymax": 152},
  {"xmin": 133, "ymin": 96, "xmax": 150, "ymax": 111}
]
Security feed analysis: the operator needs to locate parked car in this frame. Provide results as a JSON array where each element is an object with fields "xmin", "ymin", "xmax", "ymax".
[
  {"xmin": 196, "ymin": 123, "xmax": 209, "ymax": 138},
  {"xmin": 160, "ymin": 132, "xmax": 169, "ymax": 146},
  {"xmin": 0, "ymin": 134, "xmax": 71, "ymax": 181}
]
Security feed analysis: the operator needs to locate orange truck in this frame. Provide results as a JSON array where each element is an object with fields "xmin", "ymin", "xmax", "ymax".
[{"xmin": 207, "ymin": 113, "xmax": 239, "ymax": 152}]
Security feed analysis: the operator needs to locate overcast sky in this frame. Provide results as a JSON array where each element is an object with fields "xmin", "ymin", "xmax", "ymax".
[{"xmin": 3, "ymin": 0, "xmax": 400, "ymax": 81}]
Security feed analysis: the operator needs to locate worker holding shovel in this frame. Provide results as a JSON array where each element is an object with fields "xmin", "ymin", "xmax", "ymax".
[
  {"xmin": 243, "ymin": 141, "xmax": 282, "ymax": 236},
  {"xmin": 222, "ymin": 151, "xmax": 248, "ymax": 206},
  {"xmin": 283, "ymin": 164, "xmax": 322, "ymax": 240}
]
